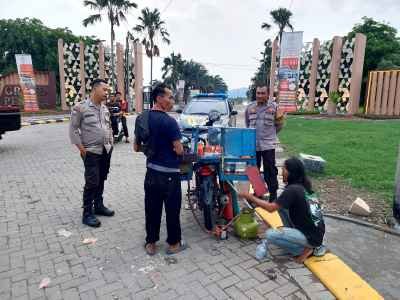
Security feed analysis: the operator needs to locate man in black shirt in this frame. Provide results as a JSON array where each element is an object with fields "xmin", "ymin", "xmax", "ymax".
[
  {"xmin": 115, "ymin": 91, "xmax": 130, "ymax": 143},
  {"xmin": 107, "ymin": 94, "xmax": 121, "ymax": 137},
  {"xmin": 240, "ymin": 157, "xmax": 325, "ymax": 263},
  {"xmin": 134, "ymin": 84, "xmax": 185, "ymax": 256}
]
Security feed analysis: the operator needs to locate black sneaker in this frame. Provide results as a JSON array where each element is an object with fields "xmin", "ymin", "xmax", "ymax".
[
  {"xmin": 82, "ymin": 214, "xmax": 101, "ymax": 227},
  {"xmin": 94, "ymin": 205, "xmax": 115, "ymax": 217}
]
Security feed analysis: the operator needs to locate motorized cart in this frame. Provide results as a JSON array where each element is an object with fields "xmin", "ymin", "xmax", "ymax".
[{"xmin": 180, "ymin": 126, "xmax": 259, "ymax": 239}]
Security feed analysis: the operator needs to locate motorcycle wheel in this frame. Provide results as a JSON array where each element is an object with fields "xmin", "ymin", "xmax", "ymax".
[{"xmin": 200, "ymin": 176, "xmax": 215, "ymax": 231}]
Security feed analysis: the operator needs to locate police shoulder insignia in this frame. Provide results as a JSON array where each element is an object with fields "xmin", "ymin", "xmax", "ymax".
[{"xmin": 72, "ymin": 105, "xmax": 80, "ymax": 112}]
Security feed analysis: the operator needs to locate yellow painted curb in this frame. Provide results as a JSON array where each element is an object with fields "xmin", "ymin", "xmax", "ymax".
[
  {"xmin": 305, "ymin": 253, "xmax": 383, "ymax": 300},
  {"xmin": 255, "ymin": 208, "xmax": 383, "ymax": 299},
  {"xmin": 255, "ymin": 207, "xmax": 283, "ymax": 229}
]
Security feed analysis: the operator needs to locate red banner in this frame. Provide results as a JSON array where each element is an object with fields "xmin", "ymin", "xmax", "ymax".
[
  {"xmin": 15, "ymin": 54, "xmax": 39, "ymax": 112},
  {"xmin": 277, "ymin": 32, "xmax": 303, "ymax": 113}
]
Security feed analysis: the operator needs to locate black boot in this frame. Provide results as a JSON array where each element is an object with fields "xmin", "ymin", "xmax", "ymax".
[
  {"xmin": 94, "ymin": 180, "xmax": 115, "ymax": 217},
  {"xmin": 94, "ymin": 205, "xmax": 115, "ymax": 216},
  {"xmin": 82, "ymin": 206, "xmax": 101, "ymax": 227},
  {"xmin": 82, "ymin": 184, "xmax": 101, "ymax": 227}
]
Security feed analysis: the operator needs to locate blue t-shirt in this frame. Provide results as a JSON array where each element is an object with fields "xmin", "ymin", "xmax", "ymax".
[{"xmin": 147, "ymin": 110, "xmax": 182, "ymax": 171}]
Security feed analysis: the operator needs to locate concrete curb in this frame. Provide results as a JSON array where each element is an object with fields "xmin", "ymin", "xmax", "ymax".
[
  {"xmin": 324, "ymin": 213, "xmax": 400, "ymax": 237},
  {"xmin": 21, "ymin": 113, "xmax": 136, "ymax": 127},
  {"xmin": 21, "ymin": 117, "xmax": 70, "ymax": 127}
]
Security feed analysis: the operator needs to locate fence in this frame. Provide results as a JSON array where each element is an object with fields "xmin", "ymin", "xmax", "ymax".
[{"xmin": 365, "ymin": 70, "xmax": 400, "ymax": 116}]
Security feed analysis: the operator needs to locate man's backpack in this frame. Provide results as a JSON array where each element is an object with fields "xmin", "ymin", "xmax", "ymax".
[
  {"xmin": 305, "ymin": 192, "xmax": 325, "ymax": 229},
  {"xmin": 134, "ymin": 110, "xmax": 155, "ymax": 158}
]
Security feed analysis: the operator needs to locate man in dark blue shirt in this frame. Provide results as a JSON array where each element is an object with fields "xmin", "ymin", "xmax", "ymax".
[{"xmin": 134, "ymin": 84, "xmax": 185, "ymax": 256}]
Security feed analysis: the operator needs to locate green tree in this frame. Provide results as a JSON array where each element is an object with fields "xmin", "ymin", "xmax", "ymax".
[
  {"xmin": 161, "ymin": 56, "xmax": 228, "ymax": 102},
  {"xmin": 0, "ymin": 18, "xmax": 96, "ymax": 105},
  {"xmin": 133, "ymin": 7, "xmax": 170, "ymax": 105},
  {"xmin": 181, "ymin": 61, "xmax": 227, "ymax": 99},
  {"xmin": 248, "ymin": 39, "xmax": 273, "ymax": 100},
  {"xmin": 161, "ymin": 52, "xmax": 184, "ymax": 90},
  {"xmin": 347, "ymin": 17, "xmax": 400, "ymax": 104},
  {"xmin": 208, "ymin": 75, "xmax": 228, "ymax": 93},
  {"xmin": 82, "ymin": 0, "xmax": 137, "ymax": 89},
  {"xmin": 0, "ymin": 18, "xmax": 95, "ymax": 75},
  {"xmin": 254, "ymin": 7, "xmax": 294, "ymax": 100},
  {"xmin": 262, "ymin": 7, "xmax": 294, "ymax": 42}
]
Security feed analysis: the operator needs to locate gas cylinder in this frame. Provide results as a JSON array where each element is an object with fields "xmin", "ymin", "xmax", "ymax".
[{"xmin": 233, "ymin": 208, "xmax": 259, "ymax": 239}]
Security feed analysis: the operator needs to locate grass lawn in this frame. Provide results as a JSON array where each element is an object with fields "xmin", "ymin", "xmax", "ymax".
[{"xmin": 279, "ymin": 116, "xmax": 400, "ymax": 202}]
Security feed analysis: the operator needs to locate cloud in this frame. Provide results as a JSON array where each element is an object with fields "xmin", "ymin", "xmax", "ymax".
[{"xmin": 1, "ymin": 0, "xmax": 400, "ymax": 89}]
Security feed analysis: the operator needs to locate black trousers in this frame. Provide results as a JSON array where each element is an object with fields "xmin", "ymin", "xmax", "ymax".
[
  {"xmin": 144, "ymin": 168, "xmax": 182, "ymax": 245},
  {"xmin": 256, "ymin": 149, "xmax": 278, "ymax": 201},
  {"xmin": 111, "ymin": 116, "xmax": 119, "ymax": 136},
  {"xmin": 82, "ymin": 148, "xmax": 112, "ymax": 213},
  {"xmin": 121, "ymin": 115, "xmax": 129, "ymax": 137}
]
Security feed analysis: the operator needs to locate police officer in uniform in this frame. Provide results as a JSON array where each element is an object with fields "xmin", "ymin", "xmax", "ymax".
[
  {"xmin": 245, "ymin": 85, "xmax": 284, "ymax": 202},
  {"xmin": 69, "ymin": 79, "xmax": 115, "ymax": 227}
]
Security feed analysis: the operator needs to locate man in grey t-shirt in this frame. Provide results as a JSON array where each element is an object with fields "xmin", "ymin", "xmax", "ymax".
[{"xmin": 245, "ymin": 85, "xmax": 283, "ymax": 201}]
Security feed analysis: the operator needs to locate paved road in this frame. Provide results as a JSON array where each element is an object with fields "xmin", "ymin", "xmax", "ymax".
[
  {"xmin": 0, "ymin": 119, "xmax": 333, "ymax": 300},
  {"xmin": 324, "ymin": 217, "xmax": 400, "ymax": 300}
]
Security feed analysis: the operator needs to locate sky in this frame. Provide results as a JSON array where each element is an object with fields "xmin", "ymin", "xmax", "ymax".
[{"xmin": 1, "ymin": 0, "xmax": 400, "ymax": 89}]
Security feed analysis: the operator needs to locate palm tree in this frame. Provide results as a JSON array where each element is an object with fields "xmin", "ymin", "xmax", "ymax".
[
  {"xmin": 262, "ymin": 7, "xmax": 294, "ymax": 43},
  {"xmin": 82, "ymin": 0, "xmax": 137, "ymax": 89},
  {"xmin": 161, "ymin": 52, "xmax": 184, "ymax": 90},
  {"xmin": 210, "ymin": 75, "xmax": 228, "ymax": 93},
  {"xmin": 133, "ymin": 7, "xmax": 170, "ymax": 105}
]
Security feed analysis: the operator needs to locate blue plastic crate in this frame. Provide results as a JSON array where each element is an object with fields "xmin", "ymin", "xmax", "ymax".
[
  {"xmin": 219, "ymin": 128, "xmax": 257, "ymax": 181},
  {"xmin": 221, "ymin": 128, "xmax": 256, "ymax": 158}
]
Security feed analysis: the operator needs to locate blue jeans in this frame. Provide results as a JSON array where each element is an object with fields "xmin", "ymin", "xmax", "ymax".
[{"xmin": 266, "ymin": 227, "xmax": 312, "ymax": 256}]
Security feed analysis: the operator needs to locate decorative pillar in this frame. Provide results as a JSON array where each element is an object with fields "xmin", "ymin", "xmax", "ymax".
[
  {"xmin": 99, "ymin": 43, "xmax": 105, "ymax": 80},
  {"xmin": 79, "ymin": 41, "xmax": 86, "ymax": 100},
  {"xmin": 327, "ymin": 36, "xmax": 343, "ymax": 114},
  {"xmin": 57, "ymin": 39, "xmax": 68, "ymax": 111},
  {"xmin": 116, "ymin": 42, "xmax": 125, "ymax": 96},
  {"xmin": 134, "ymin": 42, "xmax": 143, "ymax": 113},
  {"xmin": 308, "ymin": 38, "xmax": 320, "ymax": 111},
  {"xmin": 349, "ymin": 33, "xmax": 367, "ymax": 115}
]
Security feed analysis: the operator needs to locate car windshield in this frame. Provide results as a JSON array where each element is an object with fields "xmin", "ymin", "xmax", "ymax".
[{"xmin": 184, "ymin": 100, "xmax": 228, "ymax": 115}]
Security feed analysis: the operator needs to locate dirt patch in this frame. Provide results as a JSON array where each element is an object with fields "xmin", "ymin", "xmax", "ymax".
[{"xmin": 312, "ymin": 177, "xmax": 393, "ymax": 227}]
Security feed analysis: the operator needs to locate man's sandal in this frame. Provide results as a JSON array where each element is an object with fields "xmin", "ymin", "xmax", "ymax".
[
  {"xmin": 165, "ymin": 241, "xmax": 188, "ymax": 255},
  {"xmin": 144, "ymin": 243, "xmax": 157, "ymax": 256}
]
